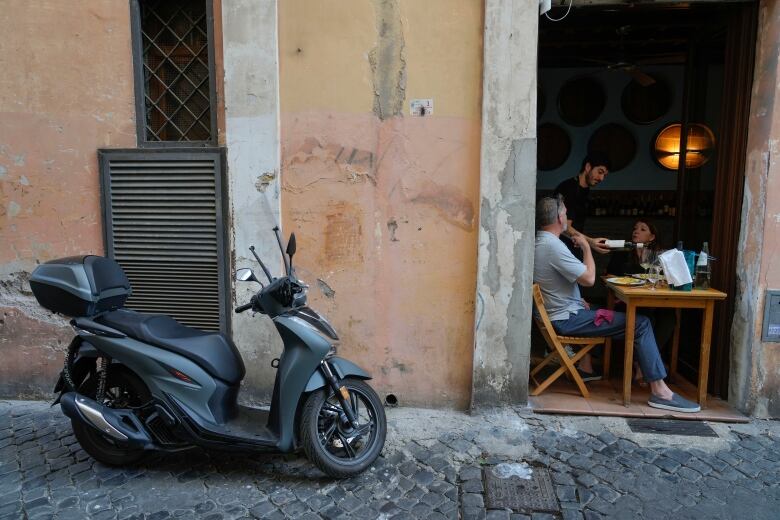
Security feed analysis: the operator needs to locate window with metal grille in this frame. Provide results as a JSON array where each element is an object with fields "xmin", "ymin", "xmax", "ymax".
[{"xmin": 131, "ymin": 0, "xmax": 217, "ymax": 145}]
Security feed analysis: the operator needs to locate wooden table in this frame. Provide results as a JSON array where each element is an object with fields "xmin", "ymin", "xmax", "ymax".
[{"xmin": 604, "ymin": 279, "xmax": 726, "ymax": 408}]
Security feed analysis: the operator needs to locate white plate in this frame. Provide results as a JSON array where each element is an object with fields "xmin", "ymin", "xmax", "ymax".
[{"xmin": 606, "ymin": 276, "xmax": 646, "ymax": 286}]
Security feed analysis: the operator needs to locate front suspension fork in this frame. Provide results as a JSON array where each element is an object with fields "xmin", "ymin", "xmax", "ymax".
[{"xmin": 320, "ymin": 360, "xmax": 359, "ymax": 428}]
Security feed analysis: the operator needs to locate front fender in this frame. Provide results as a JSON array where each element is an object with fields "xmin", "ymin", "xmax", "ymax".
[{"xmin": 303, "ymin": 357, "xmax": 371, "ymax": 392}]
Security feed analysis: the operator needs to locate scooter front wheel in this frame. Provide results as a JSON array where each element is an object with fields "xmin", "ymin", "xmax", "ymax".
[{"xmin": 300, "ymin": 378, "xmax": 386, "ymax": 478}]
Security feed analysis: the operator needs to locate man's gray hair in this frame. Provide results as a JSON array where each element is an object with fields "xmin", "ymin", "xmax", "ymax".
[{"xmin": 536, "ymin": 196, "xmax": 563, "ymax": 228}]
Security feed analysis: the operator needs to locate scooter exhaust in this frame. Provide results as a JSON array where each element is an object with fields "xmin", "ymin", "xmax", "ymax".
[{"xmin": 60, "ymin": 392, "xmax": 155, "ymax": 449}]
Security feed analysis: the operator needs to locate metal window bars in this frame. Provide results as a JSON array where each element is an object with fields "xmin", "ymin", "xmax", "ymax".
[{"xmin": 140, "ymin": 0, "xmax": 211, "ymax": 142}]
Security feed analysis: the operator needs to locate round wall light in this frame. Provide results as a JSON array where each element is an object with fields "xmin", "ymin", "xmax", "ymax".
[{"xmin": 653, "ymin": 123, "xmax": 716, "ymax": 170}]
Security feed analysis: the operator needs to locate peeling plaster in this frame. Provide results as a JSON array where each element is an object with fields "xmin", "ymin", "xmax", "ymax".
[
  {"xmin": 0, "ymin": 305, "xmax": 72, "ymax": 398},
  {"xmin": 380, "ymin": 359, "xmax": 409, "ymax": 375},
  {"xmin": 387, "ymin": 218, "xmax": 399, "ymax": 241},
  {"xmin": 317, "ymin": 278, "xmax": 336, "ymax": 298},
  {"xmin": 284, "ymin": 138, "xmax": 377, "ymax": 189},
  {"xmin": 254, "ymin": 171, "xmax": 277, "ymax": 192},
  {"xmin": 0, "ymin": 272, "xmax": 67, "ymax": 326},
  {"xmin": 481, "ymin": 198, "xmax": 500, "ymax": 297},
  {"xmin": 369, "ymin": 0, "xmax": 406, "ymax": 120},
  {"xmin": 472, "ymin": 0, "xmax": 538, "ymax": 407},
  {"xmin": 408, "ymin": 180, "xmax": 475, "ymax": 231},
  {"xmin": 7, "ymin": 201, "xmax": 20, "ymax": 218}
]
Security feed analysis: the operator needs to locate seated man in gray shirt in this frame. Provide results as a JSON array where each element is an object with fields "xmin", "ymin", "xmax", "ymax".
[{"xmin": 533, "ymin": 196, "xmax": 700, "ymax": 413}]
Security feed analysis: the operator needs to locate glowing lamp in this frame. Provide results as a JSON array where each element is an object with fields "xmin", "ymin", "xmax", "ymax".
[{"xmin": 653, "ymin": 123, "xmax": 716, "ymax": 170}]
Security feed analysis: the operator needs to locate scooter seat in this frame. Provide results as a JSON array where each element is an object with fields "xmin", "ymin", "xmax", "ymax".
[{"xmin": 96, "ymin": 309, "xmax": 245, "ymax": 385}]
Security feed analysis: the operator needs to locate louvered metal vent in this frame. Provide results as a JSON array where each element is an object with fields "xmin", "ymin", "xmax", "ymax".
[{"xmin": 99, "ymin": 149, "xmax": 227, "ymax": 332}]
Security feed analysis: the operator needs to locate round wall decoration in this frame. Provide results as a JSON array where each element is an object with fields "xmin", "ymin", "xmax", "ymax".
[
  {"xmin": 588, "ymin": 123, "xmax": 636, "ymax": 172},
  {"xmin": 557, "ymin": 77, "xmax": 606, "ymax": 127},
  {"xmin": 621, "ymin": 78, "xmax": 672, "ymax": 125},
  {"xmin": 537, "ymin": 123, "xmax": 571, "ymax": 171},
  {"xmin": 653, "ymin": 123, "xmax": 716, "ymax": 170}
]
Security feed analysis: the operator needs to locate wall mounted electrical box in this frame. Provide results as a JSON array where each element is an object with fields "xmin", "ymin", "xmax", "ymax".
[{"xmin": 762, "ymin": 290, "xmax": 780, "ymax": 342}]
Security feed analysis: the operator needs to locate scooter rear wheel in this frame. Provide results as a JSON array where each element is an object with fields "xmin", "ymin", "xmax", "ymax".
[
  {"xmin": 72, "ymin": 364, "xmax": 151, "ymax": 466},
  {"xmin": 301, "ymin": 378, "xmax": 386, "ymax": 478}
]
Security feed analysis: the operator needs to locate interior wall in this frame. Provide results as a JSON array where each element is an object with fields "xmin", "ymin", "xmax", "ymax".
[
  {"xmin": 537, "ymin": 65, "xmax": 723, "ymax": 192},
  {"xmin": 0, "ymin": 0, "xmax": 136, "ymax": 398},
  {"xmin": 277, "ymin": 0, "xmax": 484, "ymax": 408},
  {"xmin": 538, "ymin": 66, "xmax": 684, "ymax": 190}
]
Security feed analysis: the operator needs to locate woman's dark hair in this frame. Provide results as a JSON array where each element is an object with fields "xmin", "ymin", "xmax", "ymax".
[{"xmin": 634, "ymin": 219, "xmax": 660, "ymax": 250}]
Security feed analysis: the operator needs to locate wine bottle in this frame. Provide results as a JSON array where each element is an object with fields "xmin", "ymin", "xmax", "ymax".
[
  {"xmin": 605, "ymin": 240, "xmax": 644, "ymax": 250},
  {"xmin": 694, "ymin": 242, "xmax": 711, "ymax": 289}
]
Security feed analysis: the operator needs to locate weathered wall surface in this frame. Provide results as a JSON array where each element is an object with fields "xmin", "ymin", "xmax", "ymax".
[
  {"xmin": 221, "ymin": 0, "xmax": 284, "ymax": 404},
  {"xmin": 278, "ymin": 0, "xmax": 484, "ymax": 408},
  {"xmin": 472, "ymin": 0, "xmax": 538, "ymax": 406},
  {"xmin": 733, "ymin": 0, "xmax": 780, "ymax": 418},
  {"xmin": 0, "ymin": 1, "xmax": 136, "ymax": 397}
]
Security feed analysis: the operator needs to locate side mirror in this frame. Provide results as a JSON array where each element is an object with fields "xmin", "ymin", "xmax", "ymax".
[
  {"xmin": 286, "ymin": 233, "xmax": 297, "ymax": 257},
  {"xmin": 236, "ymin": 268, "xmax": 258, "ymax": 282}
]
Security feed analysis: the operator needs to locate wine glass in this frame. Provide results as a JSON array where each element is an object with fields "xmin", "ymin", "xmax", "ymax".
[
  {"xmin": 639, "ymin": 248, "xmax": 656, "ymax": 274},
  {"xmin": 647, "ymin": 263, "xmax": 661, "ymax": 290}
]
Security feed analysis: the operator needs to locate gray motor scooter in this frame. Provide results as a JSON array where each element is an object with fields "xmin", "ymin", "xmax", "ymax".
[{"xmin": 30, "ymin": 227, "xmax": 386, "ymax": 477}]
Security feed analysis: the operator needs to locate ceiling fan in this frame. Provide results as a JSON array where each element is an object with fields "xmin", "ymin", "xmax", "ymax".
[{"xmin": 577, "ymin": 25, "xmax": 685, "ymax": 87}]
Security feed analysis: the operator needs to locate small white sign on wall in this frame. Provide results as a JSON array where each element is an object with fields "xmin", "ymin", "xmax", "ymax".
[{"xmin": 410, "ymin": 99, "xmax": 433, "ymax": 117}]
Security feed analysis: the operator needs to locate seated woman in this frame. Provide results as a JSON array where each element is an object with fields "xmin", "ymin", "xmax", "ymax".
[
  {"xmin": 606, "ymin": 219, "xmax": 658, "ymax": 276},
  {"xmin": 606, "ymin": 219, "xmax": 676, "ymax": 385}
]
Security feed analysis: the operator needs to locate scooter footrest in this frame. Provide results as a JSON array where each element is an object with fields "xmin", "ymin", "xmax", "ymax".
[{"xmin": 145, "ymin": 412, "xmax": 179, "ymax": 445}]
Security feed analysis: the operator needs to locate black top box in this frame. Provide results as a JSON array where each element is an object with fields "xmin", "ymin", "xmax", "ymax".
[{"xmin": 30, "ymin": 256, "xmax": 132, "ymax": 317}]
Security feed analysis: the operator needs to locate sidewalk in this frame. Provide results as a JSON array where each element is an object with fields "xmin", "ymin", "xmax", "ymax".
[{"xmin": 1, "ymin": 399, "xmax": 778, "ymax": 519}]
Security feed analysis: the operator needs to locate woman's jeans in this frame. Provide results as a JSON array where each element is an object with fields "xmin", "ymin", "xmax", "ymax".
[{"xmin": 552, "ymin": 310, "xmax": 667, "ymax": 383}]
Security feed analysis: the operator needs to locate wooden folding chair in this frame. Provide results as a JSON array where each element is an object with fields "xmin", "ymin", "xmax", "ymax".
[{"xmin": 530, "ymin": 284, "xmax": 611, "ymax": 398}]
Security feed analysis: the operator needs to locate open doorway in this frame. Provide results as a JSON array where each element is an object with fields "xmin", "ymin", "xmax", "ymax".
[{"xmin": 533, "ymin": 2, "xmax": 756, "ymax": 409}]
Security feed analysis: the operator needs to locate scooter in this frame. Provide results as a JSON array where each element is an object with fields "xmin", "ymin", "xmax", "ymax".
[{"xmin": 29, "ymin": 227, "xmax": 386, "ymax": 477}]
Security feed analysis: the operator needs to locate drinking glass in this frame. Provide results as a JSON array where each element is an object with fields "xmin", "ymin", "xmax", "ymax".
[
  {"xmin": 639, "ymin": 248, "xmax": 655, "ymax": 273},
  {"xmin": 647, "ymin": 262, "xmax": 661, "ymax": 290}
]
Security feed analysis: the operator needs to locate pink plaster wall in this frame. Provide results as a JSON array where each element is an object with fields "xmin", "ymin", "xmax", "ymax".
[
  {"xmin": 280, "ymin": 114, "xmax": 481, "ymax": 408},
  {"xmin": 0, "ymin": 1, "xmax": 136, "ymax": 397},
  {"xmin": 278, "ymin": 0, "xmax": 484, "ymax": 409},
  {"xmin": 757, "ymin": 0, "xmax": 780, "ymax": 295},
  {"xmin": 0, "ymin": 0, "xmax": 136, "ymax": 268}
]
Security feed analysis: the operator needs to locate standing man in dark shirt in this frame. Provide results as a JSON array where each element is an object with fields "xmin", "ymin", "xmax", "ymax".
[{"xmin": 553, "ymin": 151, "xmax": 611, "ymax": 257}]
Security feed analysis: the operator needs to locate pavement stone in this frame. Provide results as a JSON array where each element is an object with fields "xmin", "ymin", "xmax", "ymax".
[{"xmin": 0, "ymin": 400, "xmax": 778, "ymax": 519}]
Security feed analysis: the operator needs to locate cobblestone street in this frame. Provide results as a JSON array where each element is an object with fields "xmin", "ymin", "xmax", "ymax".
[{"xmin": 1, "ymin": 399, "xmax": 778, "ymax": 519}]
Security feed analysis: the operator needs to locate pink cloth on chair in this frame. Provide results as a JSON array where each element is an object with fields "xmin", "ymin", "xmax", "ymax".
[{"xmin": 594, "ymin": 309, "xmax": 615, "ymax": 327}]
